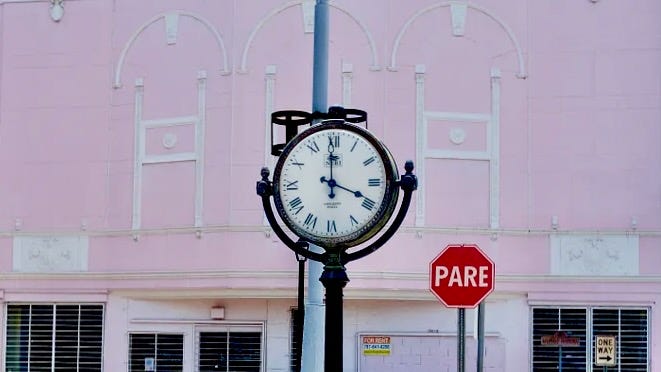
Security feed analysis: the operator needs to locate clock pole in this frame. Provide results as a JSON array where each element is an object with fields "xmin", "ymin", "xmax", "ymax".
[
  {"xmin": 319, "ymin": 253, "xmax": 349, "ymax": 372},
  {"xmin": 309, "ymin": 1, "xmax": 330, "ymax": 371}
]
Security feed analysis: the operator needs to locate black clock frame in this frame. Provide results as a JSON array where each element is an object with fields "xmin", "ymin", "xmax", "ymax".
[{"xmin": 271, "ymin": 120, "xmax": 400, "ymax": 250}]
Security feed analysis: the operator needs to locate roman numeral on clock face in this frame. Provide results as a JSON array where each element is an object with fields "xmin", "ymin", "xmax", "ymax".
[
  {"xmin": 350, "ymin": 139, "xmax": 358, "ymax": 152},
  {"xmin": 288, "ymin": 197, "xmax": 304, "ymax": 215},
  {"xmin": 285, "ymin": 180, "xmax": 299, "ymax": 190},
  {"xmin": 363, "ymin": 156, "xmax": 376, "ymax": 166},
  {"xmin": 361, "ymin": 198, "xmax": 376, "ymax": 211},
  {"xmin": 327, "ymin": 220, "xmax": 337, "ymax": 233},
  {"xmin": 328, "ymin": 135, "xmax": 340, "ymax": 147},
  {"xmin": 304, "ymin": 213, "xmax": 317, "ymax": 229},
  {"xmin": 306, "ymin": 141, "xmax": 320, "ymax": 153},
  {"xmin": 368, "ymin": 178, "xmax": 381, "ymax": 187},
  {"xmin": 350, "ymin": 215, "xmax": 359, "ymax": 226}
]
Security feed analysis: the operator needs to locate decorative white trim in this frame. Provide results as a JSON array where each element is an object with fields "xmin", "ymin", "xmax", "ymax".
[
  {"xmin": 342, "ymin": 62, "xmax": 353, "ymax": 106},
  {"xmin": 450, "ymin": 2, "xmax": 467, "ymax": 36},
  {"xmin": 550, "ymin": 234, "xmax": 640, "ymax": 276},
  {"xmin": 414, "ymin": 65, "xmax": 426, "ymax": 227},
  {"xmin": 424, "ymin": 111, "xmax": 490, "ymax": 122},
  {"xmin": 301, "ymin": 0, "xmax": 315, "ymax": 33},
  {"xmin": 142, "ymin": 116, "xmax": 198, "ymax": 128},
  {"xmin": 164, "ymin": 12, "xmax": 179, "ymax": 45},
  {"xmin": 114, "ymin": 11, "xmax": 230, "ymax": 88},
  {"xmin": 389, "ymin": 1, "xmax": 527, "ymax": 78},
  {"xmin": 195, "ymin": 71, "xmax": 207, "ymax": 229},
  {"xmin": 239, "ymin": 0, "xmax": 379, "ymax": 73},
  {"xmin": 143, "ymin": 152, "xmax": 196, "ymax": 164},
  {"xmin": 132, "ymin": 79, "xmax": 145, "ymax": 235},
  {"xmin": 49, "ymin": 0, "xmax": 64, "ymax": 22},
  {"xmin": 131, "ymin": 74, "xmax": 207, "ymax": 235},
  {"xmin": 330, "ymin": 1, "xmax": 380, "ymax": 71},
  {"xmin": 414, "ymin": 66, "xmax": 501, "ymax": 229},
  {"xmin": 263, "ymin": 65, "xmax": 277, "ymax": 227},
  {"xmin": 1, "ymin": 269, "xmax": 659, "ymax": 283},
  {"xmin": 489, "ymin": 68, "xmax": 501, "ymax": 229},
  {"xmin": 425, "ymin": 149, "xmax": 490, "ymax": 161},
  {"xmin": 449, "ymin": 127, "xmax": 466, "ymax": 144},
  {"xmin": 13, "ymin": 235, "xmax": 89, "ymax": 273},
  {"xmin": 3, "ymin": 270, "xmax": 658, "ymax": 301},
  {"xmin": 162, "ymin": 133, "xmax": 178, "ymax": 149}
]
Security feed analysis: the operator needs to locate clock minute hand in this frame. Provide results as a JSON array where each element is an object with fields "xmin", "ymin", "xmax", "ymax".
[
  {"xmin": 325, "ymin": 140, "xmax": 337, "ymax": 199},
  {"xmin": 332, "ymin": 181, "xmax": 363, "ymax": 198}
]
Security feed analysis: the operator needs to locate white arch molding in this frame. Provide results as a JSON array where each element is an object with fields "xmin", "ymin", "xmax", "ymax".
[
  {"xmin": 238, "ymin": 0, "xmax": 380, "ymax": 73},
  {"xmin": 113, "ymin": 11, "xmax": 231, "ymax": 88},
  {"xmin": 389, "ymin": 1, "xmax": 527, "ymax": 78}
]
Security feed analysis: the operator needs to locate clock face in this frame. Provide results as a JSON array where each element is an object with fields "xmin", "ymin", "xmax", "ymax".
[{"xmin": 273, "ymin": 120, "xmax": 399, "ymax": 249}]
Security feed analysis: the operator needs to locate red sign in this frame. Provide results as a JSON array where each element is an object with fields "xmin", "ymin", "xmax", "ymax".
[
  {"xmin": 429, "ymin": 244, "xmax": 495, "ymax": 308},
  {"xmin": 541, "ymin": 331, "xmax": 580, "ymax": 347}
]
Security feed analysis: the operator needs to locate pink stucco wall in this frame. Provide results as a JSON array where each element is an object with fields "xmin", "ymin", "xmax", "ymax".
[
  {"xmin": 0, "ymin": 0, "xmax": 659, "ymax": 370},
  {"xmin": 0, "ymin": 0, "xmax": 656, "ymax": 270}
]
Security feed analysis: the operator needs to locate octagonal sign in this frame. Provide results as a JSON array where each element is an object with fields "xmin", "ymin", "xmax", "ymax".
[{"xmin": 429, "ymin": 244, "xmax": 495, "ymax": 308}]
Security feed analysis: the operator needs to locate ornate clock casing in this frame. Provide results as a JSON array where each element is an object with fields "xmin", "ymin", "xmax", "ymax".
[{"xmin": 272, "ymin": 120, "xmax": 399, "ymax": 250}]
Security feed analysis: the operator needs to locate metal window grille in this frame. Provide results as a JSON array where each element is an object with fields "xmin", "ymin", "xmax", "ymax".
[
  {"xmin": 197, "ymin": 329, "xmax": 262, "ymax": 372},
  {"xmin": 592, "ymin": 308, "xmax": 649, "ymax": 371},
  {"xmin": 531, "ymin": 307, "xmax": 649, "ymax": 372},
  {"xmin": 5, "ymin": 303, "xmax": 104, "ymax": 372},
  {"xmin": 128, "ymin": 333, "xmax": 184, "ymax": 372},
  {"xmin": 532, "ymin": 307, "xmax": 588, "ymax": 371}
]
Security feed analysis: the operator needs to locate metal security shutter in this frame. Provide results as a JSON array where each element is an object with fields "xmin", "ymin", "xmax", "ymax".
[
  {"xmin": 129, "ymin": 333, "xmax": 184, "ymax": 372},
  {"xmin": 56, "ymin": 304, "xmax": 104, "ymax": 371},
  {"xmin": 531, "ymin": 307, "xmax": 587, "ymax": 371},
  {"xmin": 592, "ymin": 308, "xmax": 648, "ymax": 371},
  {"xmin": 5, "ymin": 304, "xmax": 104, "ymax": 372},
  {"xmin": 197, "ymin": 328, "xmax": 262, "ymax": 372}
]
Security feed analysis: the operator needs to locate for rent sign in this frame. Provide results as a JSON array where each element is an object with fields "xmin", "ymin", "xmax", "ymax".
[{"xmin": 362, "ymin": 336, "xmax": 391, "ymax": 356}]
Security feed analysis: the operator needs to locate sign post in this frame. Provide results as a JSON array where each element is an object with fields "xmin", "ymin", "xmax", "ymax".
[
  {"xmin": 595, "ymin": 335, "xmax": 616, "ymax": 369},
  {"xmin": 429, "ymin": 244, "xmax": 495, "ymax": 372}
]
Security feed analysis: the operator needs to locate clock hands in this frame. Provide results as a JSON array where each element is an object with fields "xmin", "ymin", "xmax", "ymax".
[
  {"xmin": 326, "ymin": 137, "xmax": 337, "ymax": 198},
  {"xmin": 322, "ymin": 136, "xmax": 367, "ymax": 199},
  {"xmin": 320, "ymin": 177, "xmax": 364, "ymax": 198}
]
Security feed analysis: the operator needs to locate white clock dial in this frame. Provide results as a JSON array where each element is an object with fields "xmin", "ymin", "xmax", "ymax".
[{"xmin": 273, "ymin": 121, "xmax": 399, "ymax": 249}]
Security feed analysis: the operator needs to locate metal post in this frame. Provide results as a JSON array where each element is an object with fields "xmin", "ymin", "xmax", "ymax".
[
  {"xmin": 293, "ymin": 258, "xmax": 305, "ymax": 372},
  {"xmin": 320, "ymin": 259, "xmax": 349, "ymax": 372},
  {"xmin": 312, "ymin": 0, "xmax": 329, "ymax": 114},
  {"xmin": 476, "ymin": 302, "xmax": 485, "ymax": 371},
  {"xmin": 458, "ymin": 308, "xmax": 465, "ymax": 372},
  {"xmin": 302, "ymin": 2, "xmax": 329, "ymax": 371}
]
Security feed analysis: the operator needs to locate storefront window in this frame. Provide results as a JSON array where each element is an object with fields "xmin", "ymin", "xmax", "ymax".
[
  {"xmin": 5, "ymin": 304, "xmax": 104, "ymax": 372},
  {"xmin": 531, "ymin": 307, "xmax": 649, "ymax": 372},
  {"xmin": 129, "ymin": 333, "xmax": 184, "ymax": 372},
  {"xmin": 197, "ymin": 330, "xmax": 261, "ymax": 372}
]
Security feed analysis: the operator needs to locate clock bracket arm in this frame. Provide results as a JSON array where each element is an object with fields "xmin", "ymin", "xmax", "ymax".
[
  {"xmin": 342, "ymin": 160, "xmax": 417, "ymax": 264},
  {"xmin": 256, "ymin": 166, "xmax": 326, "ymax": 262}
]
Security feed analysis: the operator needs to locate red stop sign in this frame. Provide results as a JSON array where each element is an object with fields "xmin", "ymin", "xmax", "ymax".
[{"xmin": 429, "ymin": 244, "xmax": 495, "ymax": 308}]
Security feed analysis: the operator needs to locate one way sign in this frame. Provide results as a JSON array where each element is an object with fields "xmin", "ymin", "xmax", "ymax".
[{"xmin": 595, "ymin": 335, "xmax": 616, "ymax": 367}]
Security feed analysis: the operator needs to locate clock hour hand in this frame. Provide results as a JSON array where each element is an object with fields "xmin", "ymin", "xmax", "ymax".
[
  {"xmin": 320, "ymin": 177, "xmax": 363, "ymax": 198},
  {"xmin": 320, "ymin": 176, "xmax": 336, "ymax": 199}
]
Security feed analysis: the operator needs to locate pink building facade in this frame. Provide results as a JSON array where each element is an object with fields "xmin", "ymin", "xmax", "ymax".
[{"xmin": 0, "ymin": 0, "xmax": 659, "ymax": 371}]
